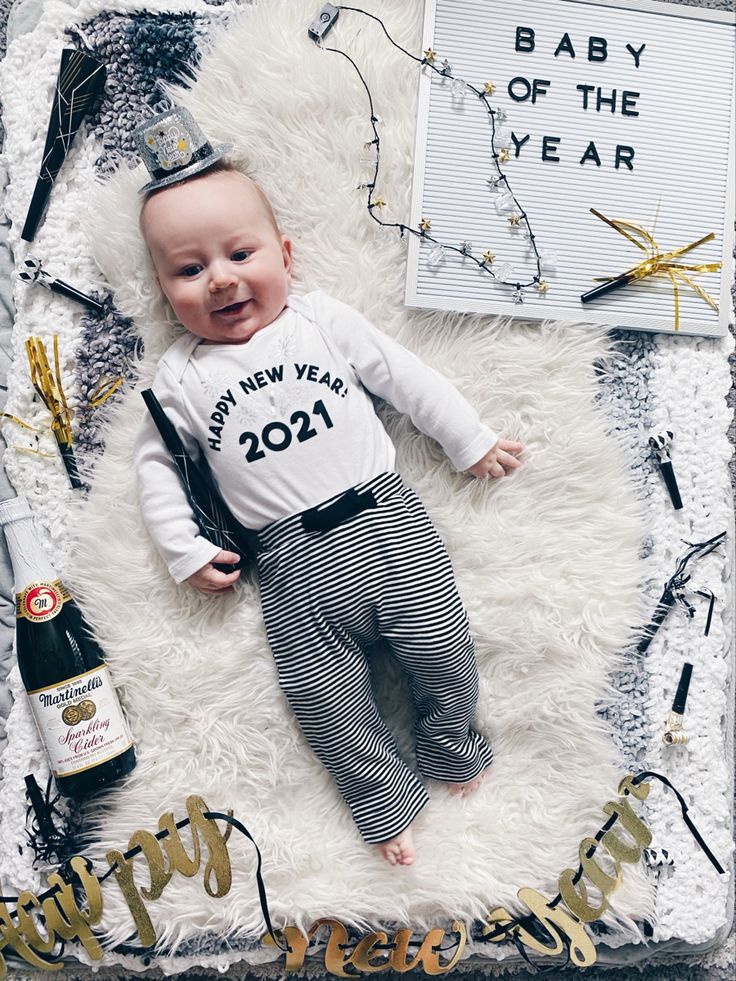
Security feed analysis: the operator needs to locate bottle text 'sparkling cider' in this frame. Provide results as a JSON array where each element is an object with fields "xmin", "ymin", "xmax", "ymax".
[{"xmin": 0, "ymin": 496, "xmax": 136, "ymax": 797}]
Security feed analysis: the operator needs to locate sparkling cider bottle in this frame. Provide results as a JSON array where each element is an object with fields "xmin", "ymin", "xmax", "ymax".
[{"xmin": 0, "ymin": 496, "xmax": 136, "ymax": 797}]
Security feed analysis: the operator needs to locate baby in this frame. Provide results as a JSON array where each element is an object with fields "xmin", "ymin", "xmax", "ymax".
[{"xmin": 133, "ymin": 113, "xmax": 522, "ymax": 866}]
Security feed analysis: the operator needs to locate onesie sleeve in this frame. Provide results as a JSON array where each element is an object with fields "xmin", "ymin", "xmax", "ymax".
[
  {"xmin": 311, "ymin": 291, "xmax": 498, "ymax": 471},
  {"xmin": 134, "ymin": 360, "xmax": 222, "ymax": 584}
]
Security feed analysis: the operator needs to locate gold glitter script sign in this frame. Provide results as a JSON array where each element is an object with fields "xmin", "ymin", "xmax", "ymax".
[
  {"xmin": 0, "ymin": 777, "xmax": 661, "ymax": 976},
  {"xmin": 0, "ymin": 795, "xmax": 232, "ymax": 975}
]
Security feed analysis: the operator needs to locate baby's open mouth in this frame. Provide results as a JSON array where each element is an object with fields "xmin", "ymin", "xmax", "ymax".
[{"xmin": 213, "ymin": 300, "xmax": 248, "ymax": 316}]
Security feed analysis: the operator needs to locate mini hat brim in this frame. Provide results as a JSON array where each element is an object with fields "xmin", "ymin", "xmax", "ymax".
[{"xmin": 139, "ymin": 144, "xmax": 234, "ymax": 194}]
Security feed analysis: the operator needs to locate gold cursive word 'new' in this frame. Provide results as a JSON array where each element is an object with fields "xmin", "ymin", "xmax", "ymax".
[{"xmin": 264, "ymin": 918, "xmax": 467, "ymax": 975}]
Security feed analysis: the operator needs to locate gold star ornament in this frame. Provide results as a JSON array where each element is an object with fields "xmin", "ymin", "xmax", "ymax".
[
  {"xmin": 507, "ymin": 213, "xmax": 521, "ymax": 226},
  {"xmin": 536, "ymin": 280, "xmax": 550, "ymax": 293},
  {"xmin": 423, "ymin": 48, "xmax": 436, "ymax": 64},
  {"xmin": 419, "ymin": 217, "xmax": 432, "ymax": 232},
  {"xmin": 483, "ymin": 81, "xmax": 497, "ymax": 95},
  {"xmin": 370, "ymin": 196, "xmax": 386, "ymax": 209},
  {"xmin": 498, "ymin": 148, "xmax": 510, "ymax": 163},
  {"xmin": 482, "ymin": 250, "xmax": 496, "ymax": 265}
]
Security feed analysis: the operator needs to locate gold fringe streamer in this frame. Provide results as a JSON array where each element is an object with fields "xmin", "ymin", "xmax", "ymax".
[
  {"xmin": 0, "ymin": 413, "xmax": 43, "ymax": 432},
  {"xmin": 591, "ymin": 208, "xmax": 721, "ymax": 330},
  {"xmin": 25, "ymin": 335, "xmax": 74, "ymax": 449},
  {"xmin": 10, "ymin": 446, "xmax": 57, "ymax": 459},
  {"xmin": 88, "ymin": 376, "xmax": 123, "ymax": 407},
  {"xmin": 2, "ymin": 341, "xmax": 122, "ymax": 439}
]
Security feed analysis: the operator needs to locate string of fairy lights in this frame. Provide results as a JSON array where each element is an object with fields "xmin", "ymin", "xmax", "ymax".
[{"xmin": 313, "ymin": 4, "xmax": 554, "ymax": 303}]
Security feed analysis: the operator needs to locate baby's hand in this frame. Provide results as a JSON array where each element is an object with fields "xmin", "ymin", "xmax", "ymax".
[
  {"xmin": 466, "ymin": 439, "xmax": 524, "ymax": 479},
  {"xmin": 186, "ymin": 550, "xmax": 241, "ymax": 593}
]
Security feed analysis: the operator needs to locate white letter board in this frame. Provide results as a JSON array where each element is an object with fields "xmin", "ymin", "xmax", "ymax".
[{"xmin": 405, "ymin": 0, "xmax": 735, "ymax": 336}]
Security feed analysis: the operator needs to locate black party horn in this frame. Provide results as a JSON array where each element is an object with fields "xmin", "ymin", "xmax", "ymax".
[
  {"xmin": 649, "ymin": 430, "xmax": 683, "ymax": 510},
  {"xmin": 141, "ymin": 389, "xmax": 259, "ymax": 570},
  {"xmin": 18, "ymin": 256, "xmax": 104, "ymax": 313},
  {"xmin": 21, "ymin": 49, "xmax": 106, "ymax": 242}
]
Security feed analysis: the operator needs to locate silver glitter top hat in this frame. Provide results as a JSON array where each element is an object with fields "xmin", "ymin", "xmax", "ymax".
[{"xmin": 133, "ymin": 106, "xmax": 232, "ymax": 193}]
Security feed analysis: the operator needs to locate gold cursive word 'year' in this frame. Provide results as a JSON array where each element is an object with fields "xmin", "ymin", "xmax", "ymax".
[{"xmin": 483, "ymin": 776, "xmax": 652, "ymax": 967}]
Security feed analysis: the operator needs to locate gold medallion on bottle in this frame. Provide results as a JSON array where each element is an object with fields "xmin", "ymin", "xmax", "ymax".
[{"xmin": 15, "ymin": 579, "xmax": 71, "ymax": 622}]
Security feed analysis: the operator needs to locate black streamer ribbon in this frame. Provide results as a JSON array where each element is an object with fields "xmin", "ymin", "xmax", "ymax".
[
  {"xmin": 628, "ymin": 772, "xmax": 724, "ymax": 875},
  {"xmin": 24, "ymin": 774, "xmax": 62, "ymax": 859},
  {"xmin": 203, "ymin": 811, "xmax": 288, "ymax": 951},
  {"xmin": 693, "ymin": 589, "xmax": 716, "ymax": 637},
  {"xmin": 637, "ymin": 531, "xmax": 726, "ymax": 654}
]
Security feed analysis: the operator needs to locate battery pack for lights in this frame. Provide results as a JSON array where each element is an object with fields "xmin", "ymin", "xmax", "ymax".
[{"xmin": 308, "ymin": 3, "xmax": 340, "ymax": 41}]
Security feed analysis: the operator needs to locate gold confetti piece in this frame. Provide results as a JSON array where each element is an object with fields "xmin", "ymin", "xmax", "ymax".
[
  {"xmin": 88, "ymin": 376, "xmax": 123, "ymax": 407},
  {"xmin": 0, "ymin": 413, "xmax": 43, "ymax": 432}
]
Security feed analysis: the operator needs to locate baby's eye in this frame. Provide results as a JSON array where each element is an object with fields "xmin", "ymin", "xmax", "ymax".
[
  {"xmin": 231, "ymin": 249, "xmax": 251, "ymax": 262},
  {"xmin": 180, "ymin": 264, "xmax": 202, "ymax": 277}
]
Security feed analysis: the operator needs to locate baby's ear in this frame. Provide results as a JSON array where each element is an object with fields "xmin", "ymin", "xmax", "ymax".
[
  {"xmin": 147, "ymin": 259, "xmax": 160, "ymax": 287},
  {"xmin": 281, "ymin": 236, "xmax": 292, "ymax": 275}
]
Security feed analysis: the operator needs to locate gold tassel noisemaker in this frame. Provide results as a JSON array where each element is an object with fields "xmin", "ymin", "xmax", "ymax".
[
  {"xmin": 1, "ymin": 337, "xmax": 122, "ymax": 478},
  {"xmin": 25, "ymin": 335, "xmax": 81, "ymax": 488},
  {"xmin": 580, "ymin": 208, "xmax": 721, "ymax": 330}
]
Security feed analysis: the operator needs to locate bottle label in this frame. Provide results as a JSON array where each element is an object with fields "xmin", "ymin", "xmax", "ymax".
[
  {"xmin": 26, "ymin": 665, "xmax": 134, "ymax": 778},
  {"xmin": 15, "ymin": 580, "xmax": 71, "ymax": 622}
]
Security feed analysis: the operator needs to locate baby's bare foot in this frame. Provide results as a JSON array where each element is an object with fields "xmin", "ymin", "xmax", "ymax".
[
  {"xmin": 447, "ymin": 770, "xmax": 487, "ymax": 798},
  {"xmin": 376, "ymin": 826, "xmax": 415, "ymax": 866}
]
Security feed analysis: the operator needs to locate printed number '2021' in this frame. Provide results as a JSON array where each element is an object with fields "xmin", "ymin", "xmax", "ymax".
[{"xmin": 239, "ymin": 400, "xmax": 334, "ymax": 462}]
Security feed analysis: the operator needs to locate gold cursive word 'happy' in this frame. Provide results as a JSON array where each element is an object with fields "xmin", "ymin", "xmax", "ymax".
[{"xmin": 0, "ymin": 795, "xmax": 231, "ymax": 975}]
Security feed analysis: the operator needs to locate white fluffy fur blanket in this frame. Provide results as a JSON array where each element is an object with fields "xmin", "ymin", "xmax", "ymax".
[{"xmin": 60, "ymin": 0, "xmax": 654, "ymax": 957}]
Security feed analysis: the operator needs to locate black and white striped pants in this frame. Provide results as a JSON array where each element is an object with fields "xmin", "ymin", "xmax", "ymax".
[{"xmin": 256, "ymin": 471, "xmax": 493, "ymax": 843}]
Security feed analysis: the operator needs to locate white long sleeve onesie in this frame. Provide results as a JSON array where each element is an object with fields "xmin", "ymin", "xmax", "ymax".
[{"xmin": 134, "ymin": 291, "xmax": 497, "ymax": 583}]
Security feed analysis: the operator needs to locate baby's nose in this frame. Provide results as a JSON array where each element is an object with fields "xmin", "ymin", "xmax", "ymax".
[{"xmin": 209, "ymin": 264, "xmax": 237, "ymax": 291}]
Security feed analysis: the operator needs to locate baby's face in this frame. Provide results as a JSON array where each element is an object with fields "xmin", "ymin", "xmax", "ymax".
[{"xmin": 141, "ymin": 170, "xmax": 292, "ymax": 344}]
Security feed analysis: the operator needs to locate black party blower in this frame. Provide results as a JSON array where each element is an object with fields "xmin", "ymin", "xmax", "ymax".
[
  {"xmin": 649, "ymin": 431, "xmax": 683, "ymax": 510},
  {"xmin": 18, "ymin": 256, "xmax": 104, "ymax": 314},
  {"xmin": 672, "ymin": 662, "xmax": 693, "ymax": 714},
  {"xmin": 663, "ymin": 662, "xmax": 692, "ymax": 745},
  {"xmin": 659, "ymin": 460, "xmax": 683, "ymax": 510},
  {"xmin": 581, "ymin": 270, "xmax": 641, "ymax": 304},
  {"xmin": 21, "ymin": 49, "xmax": 106, "ymax": 242},
  {"xmin": 141, "ymin": 389, "xmax": 259, "ymax": 570}
]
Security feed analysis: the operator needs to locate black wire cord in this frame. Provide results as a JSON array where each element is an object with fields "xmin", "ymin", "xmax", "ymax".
[{"xmin": 320, "ymin": 5, "xmax": 544, "ymax": 296}]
